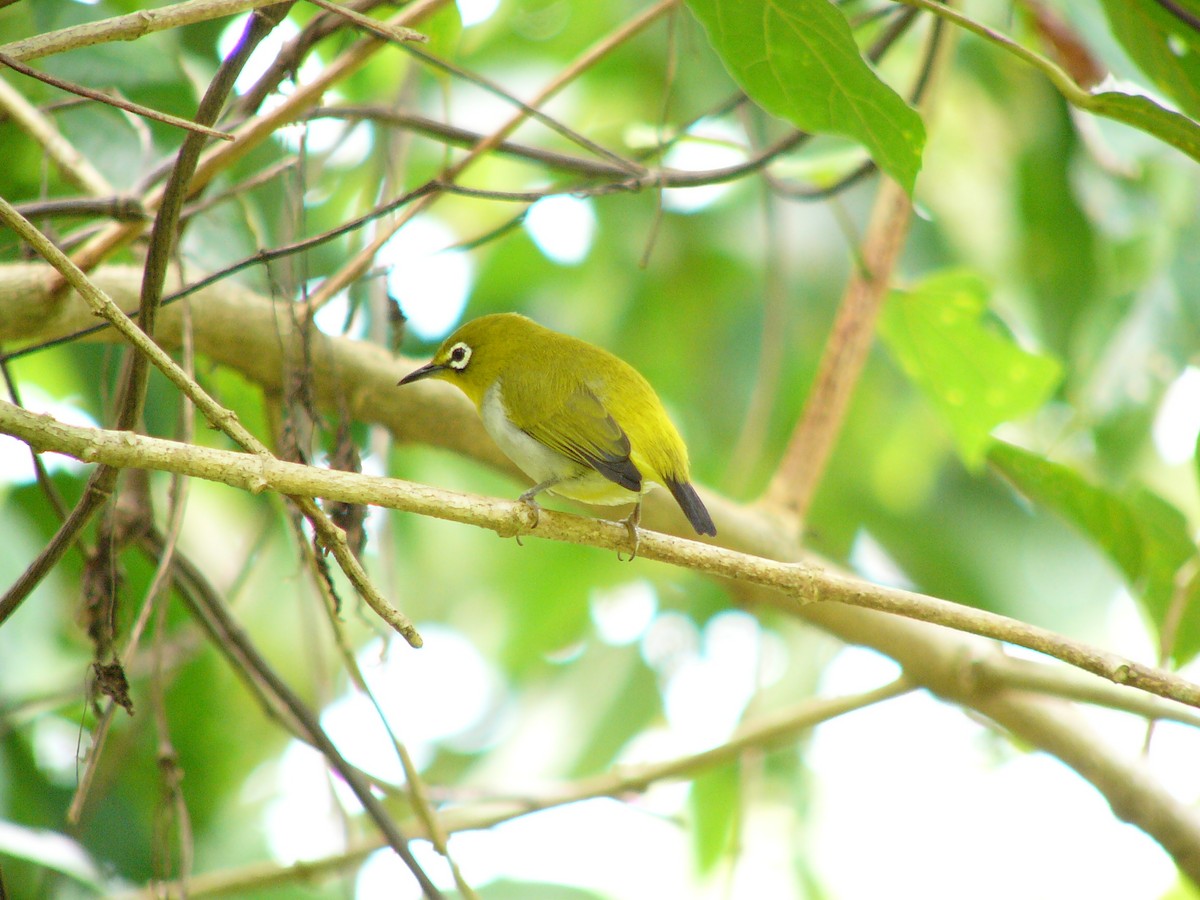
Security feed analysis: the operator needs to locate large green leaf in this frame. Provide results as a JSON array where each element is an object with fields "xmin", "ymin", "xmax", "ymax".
[
  {"xmin": 685, "ymin": 0, "xmax": 925, "ymax": 194},
  {"xmin": 879, "ymin": 271, "xmax": 1062, "ymax": 468},
  {"xmin": 990, "ymin": 441, "xmax": 1200, "ymax": 664},
  {"xmin": 1097, "ymin": 0, "xmax": 1200, "ymax": 120}
]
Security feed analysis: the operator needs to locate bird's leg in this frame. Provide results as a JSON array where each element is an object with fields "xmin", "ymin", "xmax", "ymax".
[
  {"xmin": 517, "ymin": 477, "xmax": 559, "ymax": 533},
  {"xmin": 618, "ymin": 498, "xmax": 642, "ymax": 561}
]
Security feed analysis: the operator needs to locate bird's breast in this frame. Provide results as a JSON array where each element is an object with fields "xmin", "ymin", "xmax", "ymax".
[{"xmin": 481, "ymin": 381, "xmax": 576, "ymax": 483}]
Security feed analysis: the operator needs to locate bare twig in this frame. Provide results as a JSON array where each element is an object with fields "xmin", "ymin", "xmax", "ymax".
[
  {"xmin": 0, "ymin": 0, "xmax": 293, "ymax": 62},
  {"xmin": 302, "ymin": 0, "xmax": 426, "ymax": 44},
  {"xmin": 397, "ymin": 43, "xmax": 644, "ymax": 176},
  {"xmin": 59, "ymin": 0, "xmax": 452, "ymax": 280},
  {"xmin": 0, "ymin": 52, "xmax": 235, "ymax": 140},
  {"xmin": 133, "ymin": 529, "xmax": 443, "ymax": 899},
  {"xmin": 227, "ymin": 0, "xmax": 392, "ymax": 119},
  {"xmin": 763, "ymin": 175, "xmax": 913, "ymax": 526},
  {"xmin": 314, "ymin": 106, "xmax": 636, "ymax": 177},
  {"xmin": 296, "ymin": 0, "xmax": 676, "ymax": 317},
  {"xmin": 12, "ymin": 196, "xmax": 149, "ymax": 222}
]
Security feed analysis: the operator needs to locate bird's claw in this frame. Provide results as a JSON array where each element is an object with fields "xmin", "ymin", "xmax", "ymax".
[
  {"xmin": 616, "ymin": 504, "xmax": 641, "ymax": 561},
  {"xmin": 512, "ymin": 495, "xmax": 542, "ymax": 546}
]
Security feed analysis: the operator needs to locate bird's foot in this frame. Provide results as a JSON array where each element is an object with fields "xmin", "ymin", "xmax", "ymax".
[
  {"xmin": 616, "ymin": 503, "xmax": 641, "ymax": 561},
  {"xmin": 513, "ymin": 493, "xmax": 542, "ymax": 546}
]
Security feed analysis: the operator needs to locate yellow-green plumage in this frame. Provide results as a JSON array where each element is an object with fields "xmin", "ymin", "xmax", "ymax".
[{"xmin": 398, "ymin": 313, "xmax": 716, "ymax": 537}]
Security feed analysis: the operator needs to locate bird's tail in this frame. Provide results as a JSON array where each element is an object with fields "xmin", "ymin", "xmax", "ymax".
[{"xmin": 665, "ymin": 478, "xmax": 717, "ymax": 536}]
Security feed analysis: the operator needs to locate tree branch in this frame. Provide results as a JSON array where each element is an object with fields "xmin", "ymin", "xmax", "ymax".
[
  {"xmin": 0, "ymin": 0, "xmax": 292, "ymax": 62},
  {"xmin": 763, "ymin": 175, "xmax": 913, "ymax": 527},
  {"xmin": 3, "ymin": 398, "xmax": 1199, "ymax": 714}
]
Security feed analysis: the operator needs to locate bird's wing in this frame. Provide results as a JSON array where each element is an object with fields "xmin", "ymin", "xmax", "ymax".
[{"xmin": 521, "ymin": 386, "xmax": 643, "ymax": 492}]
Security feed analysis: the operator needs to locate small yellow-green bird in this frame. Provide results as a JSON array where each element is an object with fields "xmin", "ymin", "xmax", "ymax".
[{"xmin": 398, "ymin": 313, "xmax": 716, "ymax": 542}]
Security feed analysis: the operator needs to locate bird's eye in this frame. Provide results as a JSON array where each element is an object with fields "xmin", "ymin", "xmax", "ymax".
[{"xmin": 448, "ymin": 342, "xmax": 472, "ymax": 370}]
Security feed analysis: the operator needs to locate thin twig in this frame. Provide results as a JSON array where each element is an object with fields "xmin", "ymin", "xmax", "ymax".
[
  {"xmin": 0, "ymin": 52, "xmax": 235, "ymax": 141},
  {"xmin": 970, "ymin": 653, "xmax": 1200, "ymax": 727},
  {"xmin": 12, "ymin": 196, "xmax": 149, "ymax": 222},
  {"xmin": 226, "ymin": 0, "xmax": 393, "ymax": 120},
  {"xmin": 302, "ymin": 0, "xmax": 427, "ymax": 44},
  {"xmin": 1150, "ymin": 0, "xmax": 1200, "ymax": 30},
  {"xmin": 0, "ymin": 0, "xmax": 293, "ymax": 62},
  {"xmin": 58, "ymin": 0, "xmax": 452, "ymax": 280},
  {"xmin": 0, "ymin": 360, "xmax": 69, "ymax": 521},
  {"xmin": 316, "ymin": 107, "xmax": 635, "ymax": 178},
  {"xmin": 398, "ymin": 43, "xmax": 644, "ymax": 176}
]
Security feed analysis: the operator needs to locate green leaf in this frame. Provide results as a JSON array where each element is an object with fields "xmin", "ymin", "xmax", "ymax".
[
  {"xmin": 1097, "ymin": 0, "xmax": 1200, "ymax": 120},
  {"xmin": 1089, "ymin": 91, "xmax": 1200, "ymax": 164},
  {"xmin": 989, "ymin": 441, "xmax": 1200, "ymax": 664},
  {"xmin": 685, "ymin": 0, "xmax": 925, "ymax": 194},
  {"xmin": 690, "ymin": 762, "xmax": 741, "ymax": 873},
  {"xmin": 879, "ymin": 271, "xmax": 1062, "ymax": 468}
]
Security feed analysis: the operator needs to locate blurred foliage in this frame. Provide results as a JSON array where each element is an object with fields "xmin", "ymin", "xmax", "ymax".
[
  {"xmin": 879, "ymin": 269, "xmax": 1062, "ymax": 468},
  {"xmin": 0, "ymin": 0, "xmax": 1198, "ymax": 897}
]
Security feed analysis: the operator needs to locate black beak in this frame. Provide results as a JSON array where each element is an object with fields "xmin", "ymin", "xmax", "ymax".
[{"xmin": 397, "ymin": 361, "xmax": 445, "ymax": 386}]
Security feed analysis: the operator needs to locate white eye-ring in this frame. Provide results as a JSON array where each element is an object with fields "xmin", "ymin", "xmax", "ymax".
[{"xmin": 447, "ymin": 342, "xmax": 472, "ymax": 370}]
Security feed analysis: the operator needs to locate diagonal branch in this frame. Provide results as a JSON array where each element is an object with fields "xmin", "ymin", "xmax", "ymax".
[
  {"xmin": 4, "ymin": 398, "xmax": 1200, "ymax": 713},
  {"xmin": 0, "ymin": 52, "xmax": 235, "ymax": 141},
  {"xmin": 762, "ymin": 176, "xmax": 913, "ymax": 526},
  {"xmin": 0, "ymin": 0, "xmax": 292, "ymax": 62},
  {"xmin": 135, "ymin": 528, "xmax": 444, "ymax": 899}
]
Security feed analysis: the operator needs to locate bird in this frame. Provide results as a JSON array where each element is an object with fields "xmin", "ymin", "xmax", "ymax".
[{"xmin": 398, "ymin": 313, "xmax": 716, "ymax": 551}]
